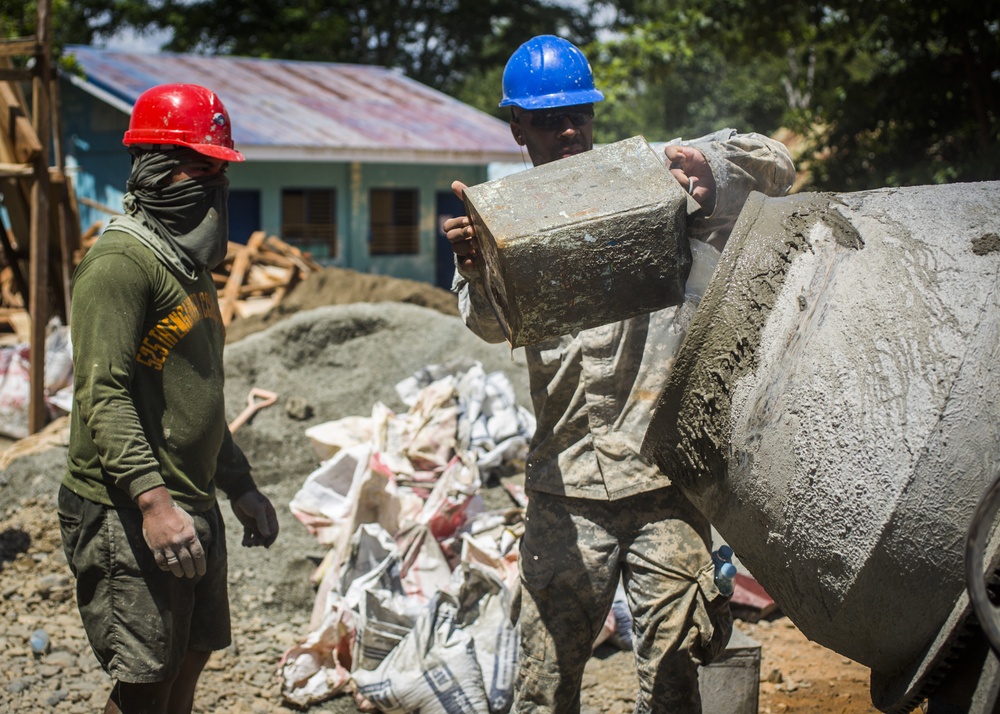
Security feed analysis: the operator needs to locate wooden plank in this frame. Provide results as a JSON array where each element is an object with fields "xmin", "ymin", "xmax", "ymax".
[
  {"xmin": 238, "ymin": 274, "xmax": 290, "ymax": 297},
  {"xmin": 0, "ymin": 308, "xmax": 31, "ymax": 339},
  {"xmin": 219, "ymin": 231, "xmax": 265, "ymax": 325},
  {"xmin": 28, "ymin": 0, "xmax": 52, "ymax": 434},
  {"xmin": 270, "ymin": 272, "xmax": 299, "ymax": 307},
  {"xmin": 0, "ymin": 162, "xmax": 32, "ymax": 177},
  {"xmin": 249, "ymin": 249, "xmax": 295, "ymax": 269},
  {"xmin": 48, "ymin": 176, "xmax": 71, "ymax": 322},
  {"xmin": 0, "ymin": 177, "xmax": 29, "ymax": 246},
  {"xmin": 77, "ymin": 195, "xmax": 122, "ymax": 216},
  {"xmin": 0, "ymin": 210, "xmax": 28, "ymax": 302},
  {"xmin": 0, "ymin": 81, "xmax": 43, "ymax": 164},
  {"xmin": 0, "ymin": 38, "xmax": 38, "ymax": 56},
  {"xmin": 265, "ymin": 234, "xmax": 323, "ymax": 273},
  {"xmin": 0, "ymin": 68, "xmax": 32, "ymax": 82}
]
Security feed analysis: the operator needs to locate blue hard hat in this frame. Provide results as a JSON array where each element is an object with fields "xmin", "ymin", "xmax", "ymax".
[{"xmin": 499, "ymin": 35, "xmax": 605, "ymax": 110}]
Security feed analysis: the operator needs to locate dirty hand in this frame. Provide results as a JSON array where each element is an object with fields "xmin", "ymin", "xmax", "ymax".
[
  {"xmin": 232, "ymin": 489, "xmax": 279, "ymax": 548},
  {"xmin": 138, "ymin": 487, "xmax": 207, "ymax": 579},
  {"xmin": 665, "ymin": 145, "xmax": 717, "ymax": 212},
  {"xmin": 444, "ymin": 180, "xmax": 479, "ymax": 272}
]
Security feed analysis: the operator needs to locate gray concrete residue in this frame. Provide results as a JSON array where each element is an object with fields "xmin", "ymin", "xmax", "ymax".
[
  {"xmin": 972, "ymin": 231, "xmax": 1000, "ymax": 255},
  {"xmin": 642, "ymin": 181, "xmax": 1000, "ymax": 699}
]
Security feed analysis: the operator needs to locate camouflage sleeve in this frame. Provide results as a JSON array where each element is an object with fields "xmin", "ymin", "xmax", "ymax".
[
  {"xmin": 451, "ymin": 262, "xmax": 509, "ymax": 344},
  {"xmin": 675, "ymin": 129, "xmax": 796, "ymax": 246}
]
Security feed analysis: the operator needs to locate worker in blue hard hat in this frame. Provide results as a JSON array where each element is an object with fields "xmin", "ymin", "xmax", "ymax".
[
  {"xmin": 497, "ymin": 34, "xmax": 604, "ymax": 165},
  {"xmin": 445, "ymin": 35, "xmax": 796, "ymax": 713}
]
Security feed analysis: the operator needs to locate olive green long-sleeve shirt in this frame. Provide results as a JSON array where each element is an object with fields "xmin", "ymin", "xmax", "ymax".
[
  {"xmin": 64, "ymin": 230, "xmax": 255, "ymax": 511},
  {"xmin": 455, "ymin": 129, "xmax": 795, "ymax": 501}
]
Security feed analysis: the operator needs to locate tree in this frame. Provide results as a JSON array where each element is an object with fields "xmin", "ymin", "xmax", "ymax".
[
  {"xmin": 6, "ymin": 0, "xmax": 995, "ymax": 189},
  {"xmin": 590, "ymin": 0, "xmax": 1000, "ymax": 190},
  {"xmin": 0, "ymin": 0, "xmax": 160, "ymax": 51},
  {"xmin": 2, "ymin": 0, "xmax": 596, "ymax": 102},
  {"xmin": 152, "ymin": 0, "xmax": 596, "ymax": 99}
]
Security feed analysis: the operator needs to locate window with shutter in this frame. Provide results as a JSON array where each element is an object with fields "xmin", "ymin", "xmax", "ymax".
[{"xmin": 370, "ymin": 189, "xmax": 419, "ymax": 255}]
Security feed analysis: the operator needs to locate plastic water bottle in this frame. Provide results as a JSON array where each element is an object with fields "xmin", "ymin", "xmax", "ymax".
[
  {"xmin": 29, "ymin": 628, "xmax": 50, "ymax": 656},
  {"xmin": 713, "ymin": 545, "xmax": 738, "ymax": 597}
]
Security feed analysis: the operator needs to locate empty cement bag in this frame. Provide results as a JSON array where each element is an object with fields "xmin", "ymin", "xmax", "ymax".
[
  {"xmin": 352, "ymin": 564, "xmax": 518, "ymax": 714},
  {"xmin": 641, "ymin": 182, "xmax": 1000, "ymax": 712}
]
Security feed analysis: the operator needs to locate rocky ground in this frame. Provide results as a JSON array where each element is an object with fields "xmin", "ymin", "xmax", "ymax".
[
  {"xmin": 0, "ymin": 469, "xmax": 901, "ymax": 714},
  {"xmin": 0, "ymin": 484, "xmax": 892, "ymax": 714},
  {"xmin": 0, "ymin": 269, "xmax": 922, "ymax": 713}
]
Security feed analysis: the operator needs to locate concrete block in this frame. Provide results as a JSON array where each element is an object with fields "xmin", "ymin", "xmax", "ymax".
[
  {"xmin": 698, "ymin": 627, "xmax": 761, "ymax": 714},
  {"xmin": 463, "ymin": 136, "xmax": 695, "ymax": 347}
]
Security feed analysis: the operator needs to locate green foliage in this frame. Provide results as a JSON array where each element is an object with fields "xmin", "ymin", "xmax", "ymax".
[
  {"xmin": 5, "ymin": 0, "xmax": 995, "ymax": 189},
  {"xmin": 152, "ymin": 0, "xmax": 596, "ymax": 97},
  {"xmin": 0, "ymin": 0, "xmax": 160, "ymax": 51},
  {"xmin": 803, "ymin": 2, "xmax": 1000, "ymax": 189},
  {"xmin": 592, "ymin": 0, "xmax": 999, "ymax": 189}
]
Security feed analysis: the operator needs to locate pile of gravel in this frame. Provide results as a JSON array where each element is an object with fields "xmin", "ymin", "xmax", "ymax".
[{"xmin": 223, "ymin": 301, "xmax": 529, "ymax": 489}]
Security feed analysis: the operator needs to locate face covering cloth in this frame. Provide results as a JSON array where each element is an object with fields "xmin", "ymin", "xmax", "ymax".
[{"xmin": 111, "ymin": 147, "xmax": 230, "ymax": 283}]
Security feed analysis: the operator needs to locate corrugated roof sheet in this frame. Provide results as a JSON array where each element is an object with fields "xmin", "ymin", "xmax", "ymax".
[{"xmin": 66, "ymin": 45, "xmax": 524, "ymax": 164}]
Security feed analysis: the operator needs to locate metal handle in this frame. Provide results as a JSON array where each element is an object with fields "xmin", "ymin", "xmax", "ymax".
[{"xmin": 966, "ymin": 468, "xmax": 1000, "ymax": 655}]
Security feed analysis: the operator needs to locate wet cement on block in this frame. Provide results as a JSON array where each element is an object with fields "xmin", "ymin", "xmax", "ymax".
[{"xmin": 463, "ymin": 136, "xmax": 696, "ymax": 347}]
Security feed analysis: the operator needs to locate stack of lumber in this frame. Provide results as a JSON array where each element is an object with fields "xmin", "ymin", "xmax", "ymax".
[{"xmin": 213, "ymin": 231, "xmax": 323, "ymax": 326}]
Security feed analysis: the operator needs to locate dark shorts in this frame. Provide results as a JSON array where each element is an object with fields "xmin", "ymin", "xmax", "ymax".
[{"xmin": 58, "ymin": 485, "xmax": 231, "ymax": 683}]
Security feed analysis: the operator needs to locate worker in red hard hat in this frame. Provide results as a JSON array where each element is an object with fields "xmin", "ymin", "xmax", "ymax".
[
  {"xmin": 60, "ymin": 83, "xmax": 278, "ymax": 714},
  {"xmin": 444, "ymin": 36, "xmax": 796, "ymax": 713}
]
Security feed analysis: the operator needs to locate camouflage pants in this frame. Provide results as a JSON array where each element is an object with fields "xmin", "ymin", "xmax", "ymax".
[{"xmin": 511, "ymin": 486, "xmax": 731, "ymax": 714}]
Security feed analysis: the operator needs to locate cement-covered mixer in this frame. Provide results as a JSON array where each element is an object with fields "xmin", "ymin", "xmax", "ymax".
[{"xmin": 641, "ymin": 181, "xmax": 1000, "ymax": 712}]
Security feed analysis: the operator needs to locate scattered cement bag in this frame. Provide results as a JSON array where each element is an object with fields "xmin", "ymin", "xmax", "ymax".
[
  {"xmin": 0, "ymin": 345, "xmax": 31, "ymax": 439},
  {"xmin": 353, "ymin": 564, "xmax": 518, "ymax": 714},
  {"xmin": 354, "ymin": 587, "xmax": 418, "ymax": 672},
  {"xmin": 283, "ymin": 524, "xmax": 408, "ymax": 708},
  {"xmin": 398, "ymin": 374, "xmax": 459, "ymax": 471},
  {"xmin": 419, "ymin": 455, "xmax": 482, "ymax": 542},
  {"xmin": 306, "ymin": 415, "xmax": 373, "ymax": 461},
  {"xmin": 455, "ymin": 509, "xmax": 523, "ymax": 593},
  {"xmin": 0, "ymin": 324, "xmax": 75, "ymax": 439},
  {"xmin": 279, "ymin": 597, "xmax": 356, "ymax": 708},
  {"xmin": 454, "ymin": 363, "xmax": 534, "ymax": 474},
  {"xmin": 395, "ymin": 523, "xmax": 454, "ymax": 602},
  {"xmin": 396, "ymin": 360, "xmax": 535, "ymax": 477},
  {"xmin": 290, "ymin": 441, "xmax": 401, "ymax": 548}
]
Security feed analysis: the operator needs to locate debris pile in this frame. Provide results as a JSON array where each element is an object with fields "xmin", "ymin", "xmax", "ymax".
[
  {"xmin": 214, "ymin": 232, "xmax": 324, "ymax": 327},
  {"xmin": 279, "ymin": 360, "xmax": 533, "ymax": 709}
]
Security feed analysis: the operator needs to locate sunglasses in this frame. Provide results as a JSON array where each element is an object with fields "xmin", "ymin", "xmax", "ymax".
[{"xmin": 514, "ymin": 109, "xmax": 594, "ymax": 130}]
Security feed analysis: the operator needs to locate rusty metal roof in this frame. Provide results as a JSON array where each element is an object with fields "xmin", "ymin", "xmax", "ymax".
[{"xmin": 65, "ymin": 45, "xmax": 523, "ymax": 164}]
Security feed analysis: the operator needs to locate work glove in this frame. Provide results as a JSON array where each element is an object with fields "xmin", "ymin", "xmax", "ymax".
[
  {"xmin": 232, "ymin": 489, "xmax": 279, "ymax": 548},
  {"xmin": 140, "ymin": 497, "xmax": 207, "ymax": 579}
]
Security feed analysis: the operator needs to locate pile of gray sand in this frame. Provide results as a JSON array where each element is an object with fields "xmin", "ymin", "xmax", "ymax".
[
  {"xmin": 223, "ymin": 301, "xmax": 529, "ymax": 489},
  {"xmin": 225, "ymin": 266, "xmax": 461, "ymax": 344}
]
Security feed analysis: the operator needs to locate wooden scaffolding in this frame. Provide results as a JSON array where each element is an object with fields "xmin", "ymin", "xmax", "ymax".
[{"xmin": 0, "ymin": 0, "xmax": 80, "ymax": 434}]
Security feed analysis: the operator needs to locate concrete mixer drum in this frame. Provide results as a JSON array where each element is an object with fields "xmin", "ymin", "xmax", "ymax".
[{"xmin": 641, "ymin": 181, "xmax": 1000, "ymax": 713}]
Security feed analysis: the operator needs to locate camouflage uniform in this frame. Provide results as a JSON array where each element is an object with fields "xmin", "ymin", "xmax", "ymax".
[{"xmin": 454, "ymin": 130, "xmax": 795, "ymax": 713}]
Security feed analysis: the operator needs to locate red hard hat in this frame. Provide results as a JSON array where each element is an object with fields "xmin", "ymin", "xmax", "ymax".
[{"xmin": 123, "ymin": 83, "xmax": 245, "ymax": 162}]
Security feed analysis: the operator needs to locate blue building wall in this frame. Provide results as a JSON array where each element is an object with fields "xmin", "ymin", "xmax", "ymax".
[{"xmin": 60, "ymin": 81, "xmax": 489, "ymax": 287}]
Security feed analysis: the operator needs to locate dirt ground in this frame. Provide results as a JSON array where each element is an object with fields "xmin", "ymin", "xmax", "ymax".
[
  {"xmin": 0, "ymin": 472, "xmax": 905, "ymax": 714},
  {"xmin": 581, "ymin": 616, "xmax": 887, "ymax": 714},
  {"xmin": 0, "ymin": 268, "xmax": 924, "ymax": 713}
]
